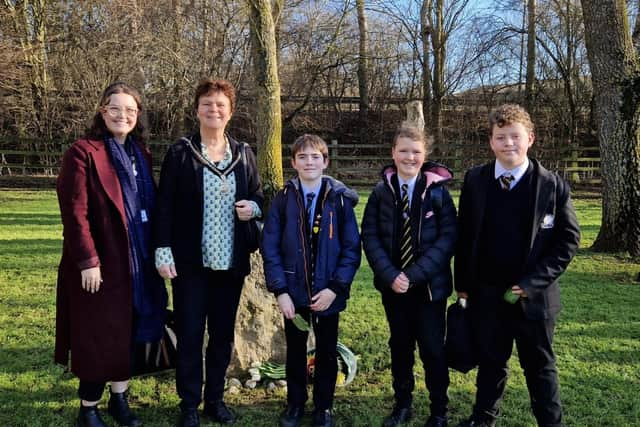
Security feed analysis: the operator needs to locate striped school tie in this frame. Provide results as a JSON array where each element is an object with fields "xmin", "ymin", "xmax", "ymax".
[
  {"xmin": 499, "ymin": 173, "xmax": 514, "ymax": 191},
  {"xmin": 305, "ymin": 192, "xmax": 315, "ymax": 232},
  {"xmin": 400, "ymin": 184, "xmax": 413, "ymax": 269}
]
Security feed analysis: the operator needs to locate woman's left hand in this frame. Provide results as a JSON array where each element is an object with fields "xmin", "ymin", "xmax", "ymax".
[{"xmin": 234, "ymin": 200, "xmax": 254, "ymax": 222}]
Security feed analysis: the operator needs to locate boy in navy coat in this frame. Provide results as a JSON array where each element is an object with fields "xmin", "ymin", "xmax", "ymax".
[
  {"xmin": 262, "ymin": 134, "xmax": 361, "ymax": 427},
  {"xmin": 455, "ymin": 104, "xmax": 580, "ymax": 427}
]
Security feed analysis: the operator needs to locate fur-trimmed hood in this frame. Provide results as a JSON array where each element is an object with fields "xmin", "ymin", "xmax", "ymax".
[{"xmin": 380, "ymin": 161, "xmax": 453, "ymax": 190}]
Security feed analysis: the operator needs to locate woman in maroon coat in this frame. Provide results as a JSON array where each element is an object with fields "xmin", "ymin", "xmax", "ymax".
[{"xmin": 56, "ymin": 82, "xmax": 167, "ymax": 427}]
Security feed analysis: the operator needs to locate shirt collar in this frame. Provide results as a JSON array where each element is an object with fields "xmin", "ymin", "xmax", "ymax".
[
  {"xmin": 494, "ymin": 157, "xmax": 529, "ymax": 183},
  {"xmin": 300, "ymin": 181, "xmax": 322, "ymax": 200},
  {"xmin": 398, "ymin": 174, "xmax": 418, "ymax": 192}
]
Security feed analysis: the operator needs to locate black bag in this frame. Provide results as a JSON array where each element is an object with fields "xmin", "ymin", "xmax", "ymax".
[
  {"xmin": 132, "ymin": 310, "xmax": 177, "ymax": 376},
  {"xmin": 245, "ymin": 218, "xmax": 263, "ymax": 253},
  {"xmin": 445, "ymin": 299, "xmax": 477, "ymax": 373}
]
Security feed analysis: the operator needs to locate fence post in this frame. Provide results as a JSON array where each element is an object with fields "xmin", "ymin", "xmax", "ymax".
[
  {"xmin": 330, "ymin": 139, "xmax": 339, "ymax": 176},
  {"xmin": 570, "ymin": 144, "xmax": 580, "ymax": 184}
]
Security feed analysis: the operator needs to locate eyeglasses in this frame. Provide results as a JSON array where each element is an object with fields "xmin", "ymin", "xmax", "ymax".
[{"xmin": 104, "ymin": 106, "xmax": 139, "ymax": 118}]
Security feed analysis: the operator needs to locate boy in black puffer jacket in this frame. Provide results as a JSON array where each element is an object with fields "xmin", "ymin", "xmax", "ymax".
[{"xmin": 361, "ymin": 126, "xmax": 457, "ymax": 427}]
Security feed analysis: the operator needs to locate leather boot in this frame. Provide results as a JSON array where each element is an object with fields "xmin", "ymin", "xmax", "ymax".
[
  {"xmin": 76, "ymin": 405, "xmax": 109, "ymax": 427},
  {"xmin": 108, "ymin": 391, "xmax": 142, "ymax": 426}
]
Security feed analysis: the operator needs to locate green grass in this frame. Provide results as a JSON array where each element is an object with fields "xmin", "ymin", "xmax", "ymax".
[{"xmin": 0, "ymin": 189, "xmax": 639, "ymax": 426}]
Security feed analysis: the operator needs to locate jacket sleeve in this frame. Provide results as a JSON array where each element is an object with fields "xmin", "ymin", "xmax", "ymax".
[
  {"xmin": 154, "ymin": 144, "xmax": 179, "ymax": 249},
  {"xmin": 454, "ymin": 170, "xmax": 473, "ymax": 294},
  {"xmin": 361, "ymin": 189, "xmax": 400, "ymax": 288},
  {"xmin": 404, "ymin": 186, "xmax": 457, "ymax": 286},
  {"xmin": 328, "ymin": 196, "xmax": 362, "ymax": 295},
  {"xmin": 518, "ymin": 177, "xmax": 580, "ymax": 290},
  {"xmin": 244, "ymin": 144, "xmax": 264, "ymax": 217},
  {"xmin": 57, "ymin": 142, "xmax": 100, "ymax": 270},
  {"xmin": 261, "ymin": 191, "xmax": 288, "ymax": 295}
]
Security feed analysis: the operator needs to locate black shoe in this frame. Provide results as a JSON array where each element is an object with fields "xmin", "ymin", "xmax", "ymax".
[
  {"xmin": 202, "ymin": 400, "xmax": 236, "ymax": 424},
  {"xmin": 312, "ymin": 409, "xmax": 335, "ymax": 427},
  {"xmin": 108, "ymin": 391, "xmax": 142, "ymax": 427},
  {"xmin": 77, "ymin": 405, "xmax": 109, "ymax": 427},
  {"xmin": 456, "ymin": 416, "xmax": 496, "ymax": 427},
  {"xmin": 425, "ymin": 415, "xmax": 448, "ymax": 427},
  {"xmin": 383, "ymin": 407, "xmax": 412, "ymax": 427},
  {"xmin": 279, "ymin": 404, "xmax": 304, "ymax": 427},
  {"xmin": 177, "ymin": 408, "xmax": 200, "ymax": 427}
]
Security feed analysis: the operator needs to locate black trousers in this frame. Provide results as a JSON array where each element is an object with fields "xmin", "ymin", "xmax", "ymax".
[
  {"xmin": 381, "ymin": 291, "xmax": 449, "ymax": 417},
  {"xmin": 172, "ymin": 267, "xmax": 243, "ymax": 410},
  {"xmin": 78, "ymin": 381, "xmax": 106, "ymax": 402},
  {"xmin": 470, "ymin": 289, "xmax": 562, "ymax": 427},
  {"xmin": 284, "ymin": 309, "xmax": 339, "ymax": 411}
]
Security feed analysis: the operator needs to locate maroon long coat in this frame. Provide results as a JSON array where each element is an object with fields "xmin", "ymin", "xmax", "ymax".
[{"xmin": 55, "ymin": 138, "xmax": 152, "ymax": 382}]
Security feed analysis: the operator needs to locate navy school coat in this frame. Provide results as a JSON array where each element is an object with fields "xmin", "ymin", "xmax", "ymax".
[{"xmin": 261, "ymin": 176, "xmax": 361, "ymax": 316}]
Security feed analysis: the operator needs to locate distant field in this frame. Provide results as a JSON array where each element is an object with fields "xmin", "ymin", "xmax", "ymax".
[{"xmin": 0, "ymin": 189, "xmax": 638, "ymax": 426}]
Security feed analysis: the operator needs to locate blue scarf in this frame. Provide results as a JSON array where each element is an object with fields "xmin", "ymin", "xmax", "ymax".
[{"xmin": 105, "ymin": 136, "xmax": 167, "ymax": 342}]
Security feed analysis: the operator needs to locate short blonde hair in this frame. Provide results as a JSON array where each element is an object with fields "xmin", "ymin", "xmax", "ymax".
[
  {"xmin": 392, "ymin": 126, "xmax": 433, "ymax": 155},
  {"xmin": 488, "ymin": 104, "xmax": 534, "ymax": 134}
]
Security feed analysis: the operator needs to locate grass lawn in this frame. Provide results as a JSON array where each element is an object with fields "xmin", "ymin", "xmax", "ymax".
[{"xmin": 0, "ymin": 189, "xmax": 639, "ymax": 427}]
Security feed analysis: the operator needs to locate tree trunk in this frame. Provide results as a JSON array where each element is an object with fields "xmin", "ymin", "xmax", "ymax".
[
  {"xmin": 581, "ymin": 0, "xmax": 640, "ymax": 258},
  {"xmin": 5, "ymin": 0, "xmax": 50, "ymax": 138},
  {"xmin": 632, "ymin": 0, "xmax": 640, "ymax": 53},
  {"xmin": 420, "ymin": 0, "xmax": 433, "ymax": 130},
  {"xmin": 524, "ymin": 0, "xmax": 536, "ymax": 111},
  {"xmin": 226, "ymin": 0, "xmax": 287, "ymax": 375},
  {"xmin": 356, "ymin": 0, "xmax": 370, "ymax": 140},
  {"xmin": 431, "ymin": 0, "xmax": 444, "ymax": 143},
  {"xmin": 247, "ymin": 0, "xmax": 283, "ymax": 205}
]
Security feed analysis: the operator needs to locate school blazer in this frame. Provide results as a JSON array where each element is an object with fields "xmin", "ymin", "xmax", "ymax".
[{"xmin": 454, "ymin": 159, "xmax": 580, "ymax": 320}]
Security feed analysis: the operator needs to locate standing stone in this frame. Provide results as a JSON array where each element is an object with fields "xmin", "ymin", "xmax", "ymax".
[
  {"xmin": 402, "ymin": 100, "xmax": 425, "ymax": 131},
  {"xmin": 228, "ymin": 252, "xmax": 286, "ymax": 374}
]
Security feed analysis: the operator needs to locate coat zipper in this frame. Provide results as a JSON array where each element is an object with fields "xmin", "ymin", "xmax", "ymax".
[{"xmin": 296, "ymin": 190, "xmax": 313, "ymax": 305}]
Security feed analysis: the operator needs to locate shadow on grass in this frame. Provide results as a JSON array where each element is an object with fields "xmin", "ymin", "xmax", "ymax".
[
  {"xmin": 0, "ymin": 213, "xmax": 61, "ymax": 226},
  {"xmin": 0, "ymin": 238, "xmax": 61, "ymax": 257}
]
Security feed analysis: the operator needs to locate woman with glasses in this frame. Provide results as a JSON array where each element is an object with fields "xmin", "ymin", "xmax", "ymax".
[
  {"xmin": 154, "ymin": 78, "xmax": 263, "ymax": 427},
  {"xmin": 56, "ymin": 82, "xmax": 167, "ymax": 427}
]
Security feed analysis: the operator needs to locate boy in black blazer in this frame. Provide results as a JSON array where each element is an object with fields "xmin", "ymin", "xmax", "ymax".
[{"xmin": 454, "ymin": 104, "xmax": 580, "ymax": 427}]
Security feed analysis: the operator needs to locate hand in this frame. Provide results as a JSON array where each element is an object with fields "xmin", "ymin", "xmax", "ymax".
[
  {"xmin": 81, "ymin": 267, "xmax": 102, "ymax": 293},
  {"xmin": 157, "ymin": 263, "xmax": 177, "ymax": 279},
  {"xmin": 235, "ymin": 200, "xmax": 254, "ymax": 222},
  {"xmin": 511, "ymin": 285, "xmax": 528, "ymax": 298},
  {"xmin": 457, "ymin": 291, "xmax": 469, "ymax": 299},
  {"xmin": 277, "ymin": 293, "xmax": 296, "ymax": 319},
  {"xmin": 391, "ymin": 272, "xmax": 410, "ymax": 293},
  {"xmin": 310, "ymin": 289, "xmax": 337, "ymax": 312}
]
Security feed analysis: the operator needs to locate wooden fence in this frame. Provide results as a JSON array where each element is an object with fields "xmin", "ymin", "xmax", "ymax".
[{"xmin": 0, "ymin": 138, "xmax": 601, "ymax": 189}]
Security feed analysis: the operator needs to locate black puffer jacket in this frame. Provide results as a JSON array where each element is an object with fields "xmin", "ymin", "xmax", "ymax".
[{"xmin": 361, "ymin": 161, "xmax": 457, "ymax": 301}]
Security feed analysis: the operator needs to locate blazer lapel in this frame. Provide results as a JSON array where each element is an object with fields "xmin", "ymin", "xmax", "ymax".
[
  {"xmin": 529, "ymin": 162, "xmax": 556, "ymax": 249},
  {"xmin": 185, "ymin": 136, "xmax": 204, "ymax": 197},
  {"xmin": 471, "ymin": 163, "xmax": 491, "ymax": 246},
  {"xmin": 91, "ymin": 141, "xmax": 127, "ymax": 226}
]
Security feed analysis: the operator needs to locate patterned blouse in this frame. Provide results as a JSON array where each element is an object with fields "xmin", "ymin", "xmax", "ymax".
[{"xmin": 155, "ymin": 141, "xmax": 260, "ymax": 271}]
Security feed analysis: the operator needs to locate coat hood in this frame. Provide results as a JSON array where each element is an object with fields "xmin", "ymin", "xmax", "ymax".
[
  {"xmin": 285, "ymin": 175, "xmax": 359, "ymax": 206},
  {"xmin": 380, "ymin": 161, "xmax": 453, "ymax": 189}
]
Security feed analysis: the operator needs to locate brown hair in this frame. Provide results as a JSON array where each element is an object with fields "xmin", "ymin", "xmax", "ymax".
[
  {"xmin": 393, "ymin": 125, "xmax": 433, "ymax": 155},
  {"xmin": 193, "ymin": 78, "xmax": 236, "ymax": 112},
  {"xmin": 488, "ymin": 104, "xmax": 534, "ymax": 134},
  {"xmin": 290, "ymin": 134, "xmax": 329, "ymax": 159},
  {"xmin": 87, "ymin": 82, "xmax": 147, "ymax": 142}
]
